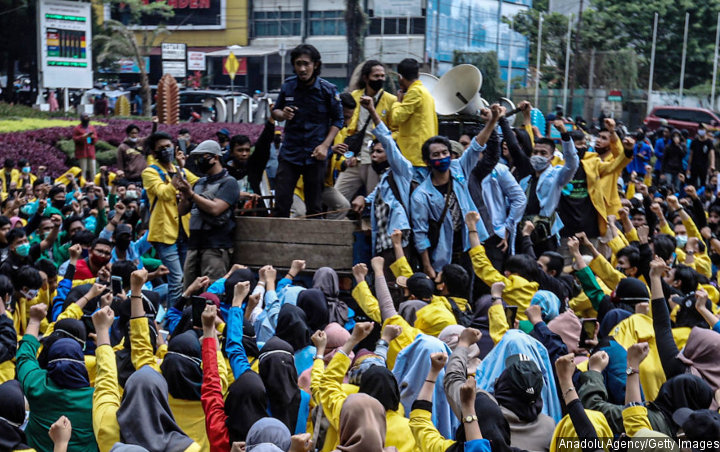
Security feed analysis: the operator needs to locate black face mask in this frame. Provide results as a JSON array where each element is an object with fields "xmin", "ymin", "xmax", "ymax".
[
  {"xmin": 51, "ymin": 199, "xmax": 65, "ymax": 209},
  {"xmin": 81, "ymin": 120, "xmax": 89, "ymax": 127},
  {"xmin": 115, "ymin": 236, "xmax": 131, "ymax": 251},
  {"xmin": 371, "ymin": 160, "xmax": 390, "ymax": 174},
  {"xmin": 576, "ymin": 146, "xmax": 588, "ymax": 159},
  {"xmin": 367, "ymin": 79, "xmax": 384, "ymax": 92},
  {"xmin": 196, "ymin": 156, "xmax": 215, "ymax": 174}
]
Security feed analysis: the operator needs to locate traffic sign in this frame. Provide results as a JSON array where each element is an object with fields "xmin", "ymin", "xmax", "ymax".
[{"xmin": 225, "ymin": 52, "xmax": 239, "ymax": 81}]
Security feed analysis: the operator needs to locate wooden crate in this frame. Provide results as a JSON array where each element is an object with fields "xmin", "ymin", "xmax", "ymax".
[{"xmin": 233, "ymin": 216, "xmax": 356, "ymax": 271}]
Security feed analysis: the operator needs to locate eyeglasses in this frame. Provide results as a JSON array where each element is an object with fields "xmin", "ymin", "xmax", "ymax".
[{"xmin": 93, "ymin": 249, "xmax": 112, "ymax": 257}]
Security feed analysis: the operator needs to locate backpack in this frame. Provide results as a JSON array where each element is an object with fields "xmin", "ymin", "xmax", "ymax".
[
  {"xmin": 140, "ymin": 164, "xmax": 186, "ymax": 225},
  {"xmin": 447, "ymin": 297, "xmax": 473, "ymax": 327}
]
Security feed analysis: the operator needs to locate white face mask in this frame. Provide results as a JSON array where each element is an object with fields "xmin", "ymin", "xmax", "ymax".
[
  {"xmin": 128, "ymin": 137, "xmax": 138, "ymax": 143},
  {"xmin": 22, "ymin": 289, "xmax": 38, "ymax": 300}
]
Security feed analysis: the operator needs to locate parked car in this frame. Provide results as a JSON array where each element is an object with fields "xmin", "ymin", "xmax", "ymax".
[{"xmin": 644, "ymin": 106, "xmax": 720, "ymax": 136}]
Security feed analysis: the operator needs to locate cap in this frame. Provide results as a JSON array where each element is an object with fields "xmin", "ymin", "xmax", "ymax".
[
  {"xmin": 216, "ymin": 128, "xmax": 231, "ymax": 138},
  {"xmin": 614, "ymin": 277, "xmax": 649, "ymax": 304},
  {"xmin": 190, "ymin": 140, "xmax": 223, "ymax": 157},
  {"xmin": 114, "ymin": 224, "xmax": 132, "ymax": 237},
  {"xmin": 672, "ymin": 408, "xmax": 720, "ymax": 440},
  {"xmin": 449, "ymin": 140, "xmax": 465, "ymax": 157},
  {"xmin": 399, "ymin": 273, "xmax": 435, "ymax": 300},
  {"xmin": 503, "ymin": 355, "xmax": 543, "ymax": 402}
]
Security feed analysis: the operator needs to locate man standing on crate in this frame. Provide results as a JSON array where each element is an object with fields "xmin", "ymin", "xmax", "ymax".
[{"xmin": 175, "ymin": 140, "xmax": 239, "ymax": 286}]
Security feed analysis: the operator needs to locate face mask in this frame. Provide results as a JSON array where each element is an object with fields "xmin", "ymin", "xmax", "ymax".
[
  {"xmin": 197, "ymin": 156, "xmax": 215, "ymax": 173},
  {"xmin": 157, "ymin": 146, "xmax": 174, "ymax": 163},
  {"xmin": 530, "ymin": 155, "xmax": 551, "ymax": 172},
  {"xmin": 22, "ymin": 289, "xmax": 38, "ymax": 300},
  {"xmin": 15, "ymin": 242, "xmax": 30, "ymax": 257},
  {"xmin": 367, "ymin": 79, "xmax": 384, "ymax": 92},
  {"xmin": 430, "ymin": 156, "xmax": 451, "ymax": 172},
  {"xmin": 81, "ymin": 120, "xmax": 89, "ymax": 127},
  {"xmin": 51, "ymin": 199, "xmax": 65, "ymax": 209},
  {"xmin": 22, "ymin": 166, "xmax": 30, "ymax": 174},
  {"xmin": 91, "ymin": 254, "xmax": 111, "ymax": 268},
  {"xmin": 698, "ymin": 130, "xmax": 707, "ymax": 137},
  {"xmin": 273, "ymin": 137, "xmax": 282, "ymax": 146},
  {"xmin": 371, "ymin": 160, "xmax": 390, "ymax": 174},
  {"xmin": 676, "ymin": 234, "xmax": 688, "ymax": 248},
  {"xmin": 616, "ymin": 266, "xmax": 627, "ymax": 276},
  {"xmin": 576, "ymin": 147, "xmax": 588, "ymax": 159},
  {"xmin": 115, "ymin": 236, "xmax": 131, "ymax": 251},
  {"xmin": 125, "ymin": 190, "xmax": 138, "ymax": 200},
  {"xmin": 128, "ymin": 137, "xmax": 138, "ymax": 143}
]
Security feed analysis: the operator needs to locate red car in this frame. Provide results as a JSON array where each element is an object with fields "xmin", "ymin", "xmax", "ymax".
[{"xmin": 644, "ymin": 106, "xmax": 720, "ymax": 136}]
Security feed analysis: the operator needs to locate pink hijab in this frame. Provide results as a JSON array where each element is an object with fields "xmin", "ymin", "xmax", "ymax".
[
  {"xmin": 678, "ymin": 327, "xmax": 720, "ymax": 391},
  {"xmin": 298, "ymin": 322, "xmax": 352, "ymax": 392},
  {"xmin": 548, "ymin": 310, "xmax": 582, "ymax": 354}
]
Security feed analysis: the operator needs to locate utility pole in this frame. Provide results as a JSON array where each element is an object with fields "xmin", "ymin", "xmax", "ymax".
[
  {"xmin": 679, "ymin": 11, "xmax": 690, "ymax": 101},
  {"xmin": 712, "ymin": 12, "xmax": 720, "ymax": 110},
  {"xmin": 534, "ymin": 14, "xmax": 543, "ymax": 107},
  {"xmin": 507, "ymin": 18, "xmax": 513, "ymax": 99},
  {"xmin": 646, "ymin": 12, "xmax": 658, "ymax": 115},
  {"xmin": 562, "ymin": 14, "xmax": 572, "ymax": 115}
]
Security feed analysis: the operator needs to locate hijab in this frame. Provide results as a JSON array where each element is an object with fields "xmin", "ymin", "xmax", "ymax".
[
  {"xmin": 298, "ymin": 322, "xmax": 351, "ymax": 392},
  {"xmin": 242, "ymin": 317, "xmax": 260, "ymax": 358},
  {"xmin": 530, "ymin": 290, "xmax": 560, "ymax": 322},
  {"xmin": 0, "ymin": 380, "xmax": 30, "ymax": 451},
  {"xmin": 313, "ymin": 267, "xmax": 349, "ymax": 326},
  {"xmin": 470, "ymin": 294, "xmax": 496, "ymax": 359},
  {"xmin": 392, "ymin": 334, "xmax": 456, "ymax": 438},
  {"xmin": 246, "ymin": 417, "xmax": 291, "ymax": 452},
  {"xmin": 47, "ymin": 337, "xmax": 90, "ymax": 389},
  {"xmin": 493, "ymin": 360, "xmax": 544, "ymax": 422},
  {"xmin": 259, "ymin": 337, "xmax": 301, "ymax": 432},
  {"xmin": 38, "ymin": 318, "xmax": 87, "ymax": 368},
  {"xmin": 448, "ymin": 392, "xmax": 513, "ymax": 452},
  {"xmin": 547, "ymin": 310, "xmax": 582, "ymax": 354},
  {"xmin": 225, "ymin": 371, "xmax": 268, "ymax": 443},
  {"xmin": 598, "ymin": 308, "xmax": 631, "ymax": 338},
  {"xmin": 398, "ymin": 299, "xmax": 428, "ymax": 326},
  {"xmin": 110, "ymin": 444, "xmax": 150, "ymax": 452},
  {"xmin": 677, "ymin": 327, "xmax": 720, "ymax": 390},
  {"xmin": 275, "ymin": 304, "xmax": 312, "ymax": 352},
  {"xmin": 116, "ymin": 366, "xmax": 194, "ymax": 452},
  {"xmin": 296, "ymin": 289, "xmax": 330, "ymax": 331},
  {"xmin": 335, "ymin": 393, "xmax": 397, "ymax": 452},
  {"xmin": 358, "ymin": 365, "xmax": 400, "ymax": 412},
  {"xmin": 649, "ymin": 374, "xmax": 714, "ymax": 430},
  {"xmin": 160, "ymin": 330, "xmax": 202, "ymax": 400},
  {"xmin": 279, "ymin": 285, "xmax": 305, "ymax": 306},
  {"xmin": 437, "ymin": 325, "xmax": 481, "ymax": 373},
  {"xmin": 224, "ymin": 268, "xmax": 257, "ymax": 306}
]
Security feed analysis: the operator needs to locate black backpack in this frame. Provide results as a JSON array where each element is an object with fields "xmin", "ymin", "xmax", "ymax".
[{"xmin": 447, "ymin": 297, "xmax": 473, "ymax": 327}]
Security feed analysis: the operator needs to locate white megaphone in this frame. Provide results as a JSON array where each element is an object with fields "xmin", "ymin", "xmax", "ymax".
[
  {"xmin": 419, "ymin": 72, "xmax": 440, "ymax": 96},
  {"xmin": 433, "ymin": 64, "xmax": 483, "ymax": 116},
  {"xmin": 499, "ymin": 97, "xmax": 517, "ymax": 117}
]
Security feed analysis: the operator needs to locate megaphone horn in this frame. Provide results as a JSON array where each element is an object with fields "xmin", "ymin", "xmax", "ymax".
[
  {"xmin": 499, "ymin": 97, "xmax": 518, "ymax": 117},
  {"xmin": 433, "ymin": 64, "xmax": 484, "ymax": 116}
]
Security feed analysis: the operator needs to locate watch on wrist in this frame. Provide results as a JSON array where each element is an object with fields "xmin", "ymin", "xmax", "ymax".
[
  {"xmin": 626, "ymin": 366, "xmax": 639, "ymax": 376},
  {"xmin": 376, "ymin": 339, "xmax": 389, "ymax": 348},
  {"xmin": 624, "ymin": 401, "xmax": 644, "ymax": 408},
  {"xmin": 463, "ymin": 415, "xmax": 478, "ymax": 424}
]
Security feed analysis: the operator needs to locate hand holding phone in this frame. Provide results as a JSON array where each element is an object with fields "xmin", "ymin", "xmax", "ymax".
[
  {"xmin": 504, "ymin": 306, "xmax": 518, "ymax": 329},
  {"xmin": 191, "ymin": 296, "xmax": 211, "ymax": 328},
  {"xmin": 579, "ymin": 318, "xmax": 598, "ymax": 349}
]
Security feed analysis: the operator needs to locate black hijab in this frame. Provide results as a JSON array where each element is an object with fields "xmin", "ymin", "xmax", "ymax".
[
  {"xmin": 493, "ymin": 361, "xmax": 544, "ymax": 423},
  {"xmin": 449, "ymin": 391, "xmax": 514, "ymax": 452},
  {"xmin": 0, "ymin": 380, "xmax": 30, "ymax": 451},
  {"xmin": 649, "ymin": 374, "xmax": 714, "ymax": 430},
  {"xmin": 470, "ymin": 295, "xmax": 496, "ymax": 359},
  {"xmin": 312, "ymin": 267, "xmax": 349, "ymax": 326},
  {"xmin": 224, "ymin": 269, "xmax": 257, "ymax": 306},
  {"xmin": 160, "ymin": 330, "xmax": 202, "ymax": 400},
  {"xmin": 258, "ymin": 337, "xmax": 301, "ymax": 432},
  {"xmin": 38, "ymin": 318, "xmax": 87, "ymax": 368},
  {"xmin": 114, "ymin": 293, "xmax": 160, "ymax": 388},
  {"xmin": 275, "ymin": 304, "xmax": 312, "ymax": 352},
  {"xmin": 296, "ymin": 289, "xmax": 330, "ymax": 331},
  {"xmin": 242, "ymin": 317, "xmax": 260, "ymax": 359},
  {"xmin": 63, "ymin": 283, "xmax": 100, "ymax": 333},
  {"xmin": 358, "ymin": 365, "xmax": 400, "ymax": 412},
  {"xmin": 224, "ymin": 370, "xmax": 267, "ymax": 443}
]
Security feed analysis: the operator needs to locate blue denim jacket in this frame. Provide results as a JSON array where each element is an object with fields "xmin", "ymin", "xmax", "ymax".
[
  {"xmin": 410, "ymin": 138, "xmax": 487, "ymax": 272},
  {"xmin": 480, "ymin": 163, "xmax": 527, "ymax": 254},
  {"xmin": 520, "ymin": 138, "xmax": 579, "ymax": 236},
  {"xmin": 365, "ymin": 122, "xmax": 414, "ymax": 251}
]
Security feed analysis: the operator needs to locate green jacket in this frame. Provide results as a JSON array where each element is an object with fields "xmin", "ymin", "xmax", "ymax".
[{"xmin": 16, "ymin": 335, "xmax": 97, "ymax": 452}]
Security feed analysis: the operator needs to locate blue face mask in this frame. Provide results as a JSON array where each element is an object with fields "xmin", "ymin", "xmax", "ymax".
[
  {"xmin": 15, "ymin": 242, "xmax": 30, "ymax": 257},
  {"xmin": 430, "ymin": 156, "xmax": 451, "ymax": 172}
]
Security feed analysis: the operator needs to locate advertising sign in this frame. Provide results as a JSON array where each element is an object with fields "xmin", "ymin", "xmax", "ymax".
[
  {"xmin": 188, "ymin": 51, "xmax": 206, "ymax": 71},
  {"xmin": 163, "ymin": 60, "xmax": 187, "ymax": 78},
  {"xmin": 162, "ymin": 43, "xmax": 186, "ymax": 61},
  {"xmin": 37, "ymin": 0, "xmax": 93, "ymax": 89},
  {"xmin": 110, "ymin": 0, "xmax": 226, "ymax": 30}
]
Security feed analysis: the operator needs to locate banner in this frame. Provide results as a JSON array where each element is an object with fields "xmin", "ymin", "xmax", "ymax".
[
  {"xmin": 110, "ymin": 0, "xmax": 226, "ymax": 30},
  {"xmin": 188, "ymin": 51, "xmax": 206, "ymax": 71}
]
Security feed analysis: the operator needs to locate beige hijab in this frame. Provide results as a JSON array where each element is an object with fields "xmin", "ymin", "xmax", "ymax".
[{"xmin": 334, "ymin": 393, "xmax": 398, "ymax": 452}]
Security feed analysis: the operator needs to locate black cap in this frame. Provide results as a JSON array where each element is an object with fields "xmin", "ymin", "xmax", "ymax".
[
  {"xmin": 114, "ymin": 224, "xmax": 132, "ymax": 237},
  {"xmin": 673, "ymin": 408, "xmax": 720, "ymax": 440},
  {"xmin": 614, "ymin": 277, "xmax": 649, "ymax": 304},
  {"xmin": 397, "ymin": 273, "xmax": 435, "ymax": 300},
  {"xmin": 503, "ymin": 354, "xmax": 543, "ymax": 403}
]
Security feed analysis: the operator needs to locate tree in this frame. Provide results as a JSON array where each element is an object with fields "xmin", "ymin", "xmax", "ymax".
[
  {"xmin": 345, "ymin": 0, "xmax": 367, "ymax": 79},
  {"xmin": 453, "ymin": 51, "xmax": 504, "ymax": 102},
  {"xmin": 0, "ymin": 0, "xmax": 36, "ymax": 103},
  {"xmin": 93, "ymin": 0, "xmax": 172, "ymax": 116}
]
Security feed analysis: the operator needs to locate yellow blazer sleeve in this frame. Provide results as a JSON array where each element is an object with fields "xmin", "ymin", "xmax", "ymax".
[
  {"xmin": 589, "ymin": 254, "xmax": 624, "ymax": 292},
  {"xmin": 384, "ymin": 315, "xmax": 419, "ymax": 370},
  {"xmin": 93, "ymin": 345, "xmax": 121, "ymax": 452},
  {"xmin": 409, "ymin": 408, "xmax": 456, "ymax": 452},
  {"xmin": 523, "ymin": 123, "xmax": 535, "ymax": 148},
  {"xmin": 216, "ymin": 349, "xmax": 229, "ymax": 394},
  {"xmin": 610, "ymin": 135, "xmax": 623, "ymax": 159},
  {"xmin": 660, "ymin": 222, "xmax": 675, "ymax": 236},
  {"xmin": 469, "ymin": 245, "xmax": 511, "ymax": 286},
  {"xmin": 622, "ymin": 406, "xmax": 653, "ymax": 438},
  {"xmin": 130, "ymin": 318, "xmax": 161, "ymax": 372},
  {"xmin": 682, "ymin": 216, "xmax": 703, "ymax": 241},
  {"xmin": 310, "ymin": 357, "xmax": 326, "ymax": 402},
  {"xmin": 598, "ymin": 152, "xmax": 631, "ymax": 177},
  {"xmin": 185, "ymin": 168, "xmax": 199, "ymax": 186},
  {"xmin": 44, "ymin": 303, "xmax": 84, "ymax": 336},
  {"xmin": 390, "ymin": 88, "xmax": 421, "ymax": 125},
  {"xmin": 625, "ymin": 182, "xmax": 636, "ymax": 199},
  {"xmin": 624, "ymin": 227, "xmax": 639, "ymax": 243},
  {"xmin": 142, "ymin": 167, "xmax": 180, "ymax": 202},
  {"xmin": 693, "ymin": 253, "xmax": 712, "ymax": 279},
  {"xmin": 609, "ymin": 231, "xmax": 629, "ymax": 253},
  {"xmin": 488, "ymin": 304, "xmax": 509, "ymax": 345},
  {"xmin": 351, "ymin": 281, "xmax": 382, "ymax": 324},
  {"xmin": 318, "ymin": 352, "xmax": 353, "ymax": 431},
  {"xmin": 390, "ymin": 256, "xmax": 414, "ymax": 279}
]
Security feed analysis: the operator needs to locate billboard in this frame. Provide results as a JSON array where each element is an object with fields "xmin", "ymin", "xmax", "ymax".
[
  {"xmin": 37, "ymin": 0, "xmax": 93, "ymax": 89},
  {"xmin": 110, "ymin": 0, "xmax": 226, "ymax": 30}
]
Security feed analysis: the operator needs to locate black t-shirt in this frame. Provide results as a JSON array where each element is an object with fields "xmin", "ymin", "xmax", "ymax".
[
  {"xmin": 690, "ymin": 138, "xmax": 712, "ymax": 171},
  {"xmin": 525, "ymin": 176, "xmax": 541, "ymax": 216},
  {"xmin": 558, "ymin": 164, "xmax": 600, "ymax": 238},
  {"xmin": 188, "ymin": 172, "xmax": 240, "ymax": 250}
]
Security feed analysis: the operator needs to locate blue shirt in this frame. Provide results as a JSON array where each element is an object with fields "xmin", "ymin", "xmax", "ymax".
[
  {"xmin": 274, "ymin": 76, "xmax": 344, "ymax": 165},
  {"xmin": 627, "ymin": 141, "xmax": 652, "ymax": 175}
]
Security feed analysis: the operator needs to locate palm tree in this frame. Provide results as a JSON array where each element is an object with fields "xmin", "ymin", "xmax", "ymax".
[{"xmin": 94, "ymin": 20, "xmax": 168, "ymax": 116}]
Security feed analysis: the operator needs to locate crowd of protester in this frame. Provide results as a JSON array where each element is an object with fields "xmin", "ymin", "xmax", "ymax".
[{"xmin": 2, "ymin": 43, "xmax": 720, "ymax": 452}]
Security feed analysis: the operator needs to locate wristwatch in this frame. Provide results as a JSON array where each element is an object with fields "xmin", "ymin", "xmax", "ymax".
[
  {"xmin": 376, "ymin": 339, "xmax": 389, "ymax": 348},
  {"xmin": 626, "ymin": 367, "xmax": 639, "ymax": 376},
  {"xmin": 463, "ymin": 415, "xmax": 478, "ymax": 424}
]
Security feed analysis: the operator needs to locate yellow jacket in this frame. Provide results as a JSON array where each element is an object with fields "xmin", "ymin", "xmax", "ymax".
[
  {"xmin": 409, "ymin": 408, "xmax": 455, "ymax": 452},
  {"xmin": 413, "ymin": 296, "xmax": 470, "ymax": 337},
  {"xmin": 56, "ymin": 167, "xmax": 87, "ymax": 188},
  {"xmin": 0, "ymin": 168, "xmax": 19, "ymax": 192},
  {"xmin": 469, "ymin": 245, "xmax": 539, "ymax": 321},
  {"xmin": 130, "ymin": 318, "xmax": 227, "ymax": 451},
  {"xmin": 347, "ymin": 88, "xmax": 398, "ymax": 137},
  {"xmin": 310, "ymin": 358, "xmax": 358, "ymax": 451},
  {"xmin": 318, "ymin": 352, "xmax": 417, "ymax": 452},
  {"xmin": 622, "ymin": 405, "xmax": 652, "ymax": 438},
  {"xmin": 390, "ymin": 80, "xmax": 438, "ymax": 167},
  {"xmin": 611, "ymin": 314, "xmax": 664, "ymax": 401},
  {"xmin": 550, "ymin": 409, "xmax": 612, "ymax": 451},
  {"xmin": 141, "ymin": 164, "xmax": 198, "ymax": 244}
]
